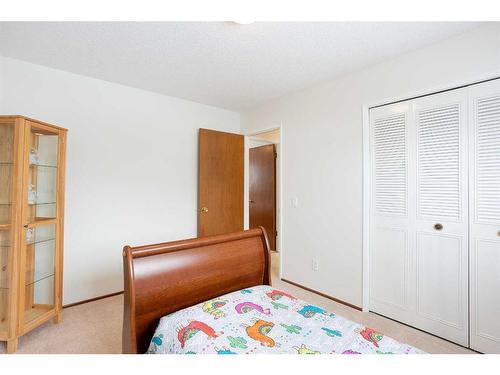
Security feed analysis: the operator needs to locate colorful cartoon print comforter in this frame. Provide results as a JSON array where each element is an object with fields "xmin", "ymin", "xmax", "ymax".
[{"xmin": 147, "ymin": 285, "xmax": 424, "ymax": 354}]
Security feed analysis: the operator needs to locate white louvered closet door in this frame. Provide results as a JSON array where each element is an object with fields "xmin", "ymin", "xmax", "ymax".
[
  {"xmin": 369, "ymin": 102, "xmax": 414, "ymax": 327},
  {"xmin": 412, "ymin": 89, "xmax": 469, "ymax": 346},
  {"xmin": 369, "ymin": 89, "xmax": 469, "ymax": 347},
  {"xmin": 469, "ymin": 79, "xmax": 500, "ymax": 354}
]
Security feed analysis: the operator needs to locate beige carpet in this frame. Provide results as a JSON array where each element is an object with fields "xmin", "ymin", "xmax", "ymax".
[{"xmin": 0, "ymin": 252, "xmax": 474, "ymax": 354}]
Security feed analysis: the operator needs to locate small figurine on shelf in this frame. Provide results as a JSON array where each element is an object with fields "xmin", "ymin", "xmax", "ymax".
[
  {"xmin": 26, "ymin": 228, "xmax": 34, "ymax": 245},
  {"xmin": 27, "ymin": 184, "xmax": 38, "ymax": 205},
  {"xmin": 29, "ymin": 147, "xmax": 39, "ymax": 166}
]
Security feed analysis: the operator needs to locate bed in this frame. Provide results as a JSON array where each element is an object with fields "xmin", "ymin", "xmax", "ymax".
[{"xmin": 122, "ymin": 227, "xmax": 423, "ymax": 354}]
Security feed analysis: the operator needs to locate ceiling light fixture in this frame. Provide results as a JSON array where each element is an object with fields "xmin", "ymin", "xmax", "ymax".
[{"xmin": 232, "ymin": 20, "xmax": 255, "ymax": 25}]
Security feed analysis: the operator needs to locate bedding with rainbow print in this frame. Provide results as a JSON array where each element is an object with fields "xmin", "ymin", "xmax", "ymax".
[{"xmin": 147, "ymin": 285, "xmax": 424, "ymax": 354}]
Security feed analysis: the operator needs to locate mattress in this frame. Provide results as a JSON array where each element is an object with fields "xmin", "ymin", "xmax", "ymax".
[{"xmin": 147, "ymin": 285, "xmax": 424, "ymax": 354}]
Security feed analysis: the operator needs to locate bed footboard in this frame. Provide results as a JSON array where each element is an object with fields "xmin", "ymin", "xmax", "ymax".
[{"xmin": 122, "ymin": 227, "xmax": 271, "ymax": 354}]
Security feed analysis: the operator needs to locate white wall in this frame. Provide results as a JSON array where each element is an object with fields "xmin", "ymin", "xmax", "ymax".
[
  {"xmin": 0, "ymin": 56, "xmax": 240, "ymax": 304},
  {"xmin": 241, "ymin": 24, "xmax": 500, "ymax": 307}
]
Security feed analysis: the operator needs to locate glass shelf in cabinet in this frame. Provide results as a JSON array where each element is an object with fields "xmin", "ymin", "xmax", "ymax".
[
  {"xmin": 26, "ymin": 237, "xmax": 56, "ymax": 246},
  {"xmin": 24, "ymin": 306, "xmax": 54, "ymax": 325},
  {"xmin": 26, "ymin": 218, "xmax": 57, "ymax": 226},
  {"xmin": 29, "ymin": 163, "xmax": 58, "ymax": 169},
  {"xmin": 25, "ymin": 273, "xmax": 55, "ymax": 287}
]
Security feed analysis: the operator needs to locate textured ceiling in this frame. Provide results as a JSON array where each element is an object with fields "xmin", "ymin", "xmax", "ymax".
[{"xmin": 0, "ymin": 22, "xmax": 483, "ymax": 111}]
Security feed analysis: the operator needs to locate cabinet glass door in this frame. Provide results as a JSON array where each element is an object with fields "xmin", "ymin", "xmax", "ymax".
[
  {"xmin": 0, "ymin": 119, "xmax": 16, "ymax": 337},
  {"xmin": 22, "ymin": 124, "xmax": 59, "ymax": 326}
]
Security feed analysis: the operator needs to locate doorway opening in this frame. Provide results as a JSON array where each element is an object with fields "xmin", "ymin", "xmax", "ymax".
[{"xmin": 244, "ymin": 128, "xmax": 281, "ymax": 252}]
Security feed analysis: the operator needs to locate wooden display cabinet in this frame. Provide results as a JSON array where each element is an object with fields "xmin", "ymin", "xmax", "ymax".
[{"xmin": 0, "ymin": 116, "xmax": 66, "ymax": 353}]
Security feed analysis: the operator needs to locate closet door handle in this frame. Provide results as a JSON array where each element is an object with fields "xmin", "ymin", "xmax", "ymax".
[{"xmin": 434, "ymin": 223, "xmax": 443, "ymax": 231}]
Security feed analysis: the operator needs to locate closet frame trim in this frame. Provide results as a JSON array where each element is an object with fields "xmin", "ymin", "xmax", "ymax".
[{"xmin": 361, "ymin": 70, "xmax": 500, "ymax": 313}]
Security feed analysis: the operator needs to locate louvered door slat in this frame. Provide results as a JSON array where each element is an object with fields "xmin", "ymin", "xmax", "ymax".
[
  {"xmin": 417, "ymin": 104, "xmax": 461, "ymax": 220},
  {"xmin": 476, "ymin": 95, "xmax": 500, "ymax": 223},
  {"xmin": 373, "ymin": 114, "xmax": 407, "ymax": 216}
]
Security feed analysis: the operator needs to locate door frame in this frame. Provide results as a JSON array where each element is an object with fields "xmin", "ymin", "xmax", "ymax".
[
  {"xmin": 244, "ymin": 125, "xmax": 282, "ymax": 266},
  {"xmin": 362, "ymin": 70, "xmax": 500, "ymax": 313}
]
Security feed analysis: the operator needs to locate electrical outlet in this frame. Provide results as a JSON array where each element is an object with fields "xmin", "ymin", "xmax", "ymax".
[{"xmin": 312, "ymin": 259, "xmax": 319, "ymax": 271}]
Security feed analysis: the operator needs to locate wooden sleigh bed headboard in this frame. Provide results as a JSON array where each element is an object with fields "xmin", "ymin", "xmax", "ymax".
[{"xmin": 122, "ymin": 227, "xmax": 271, "ymax": 354}]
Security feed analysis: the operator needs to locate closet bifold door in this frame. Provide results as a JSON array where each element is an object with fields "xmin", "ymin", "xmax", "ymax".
[
  {"xmin": 469, "ymin": 79, "xmax": 500, "ymax": 354},
  {"xmin": 412, "ymin": 89, "xmax": 469, "ymax": 347},
  {"xmin": 369, "ymin": 88, "xmax": 469, "ymax": 347},
  {"xmin": 369, "ymin": 101, "xmax": 413, "ymax": 326}
]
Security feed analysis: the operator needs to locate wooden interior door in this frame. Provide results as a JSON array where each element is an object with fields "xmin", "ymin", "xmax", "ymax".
[
  {"xmin": 249, "ymin": 144, "xmax": 276, "ymax": 250},
  {"xmin": 198, "ymin": 128, "xmax": 244, "ymax": 237}
]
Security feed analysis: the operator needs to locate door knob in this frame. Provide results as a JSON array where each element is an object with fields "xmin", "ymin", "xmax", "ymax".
[
  {"xmin": 249, "ymin": 200, "xmax": 254, "ymax": 203},
  {"xmin": 200, "ymin": 207, "xmax": 209, "ymax": 213},
  {"xmin": 434, "ymin": 223, "xmax": 443, "ymax": 231}
]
